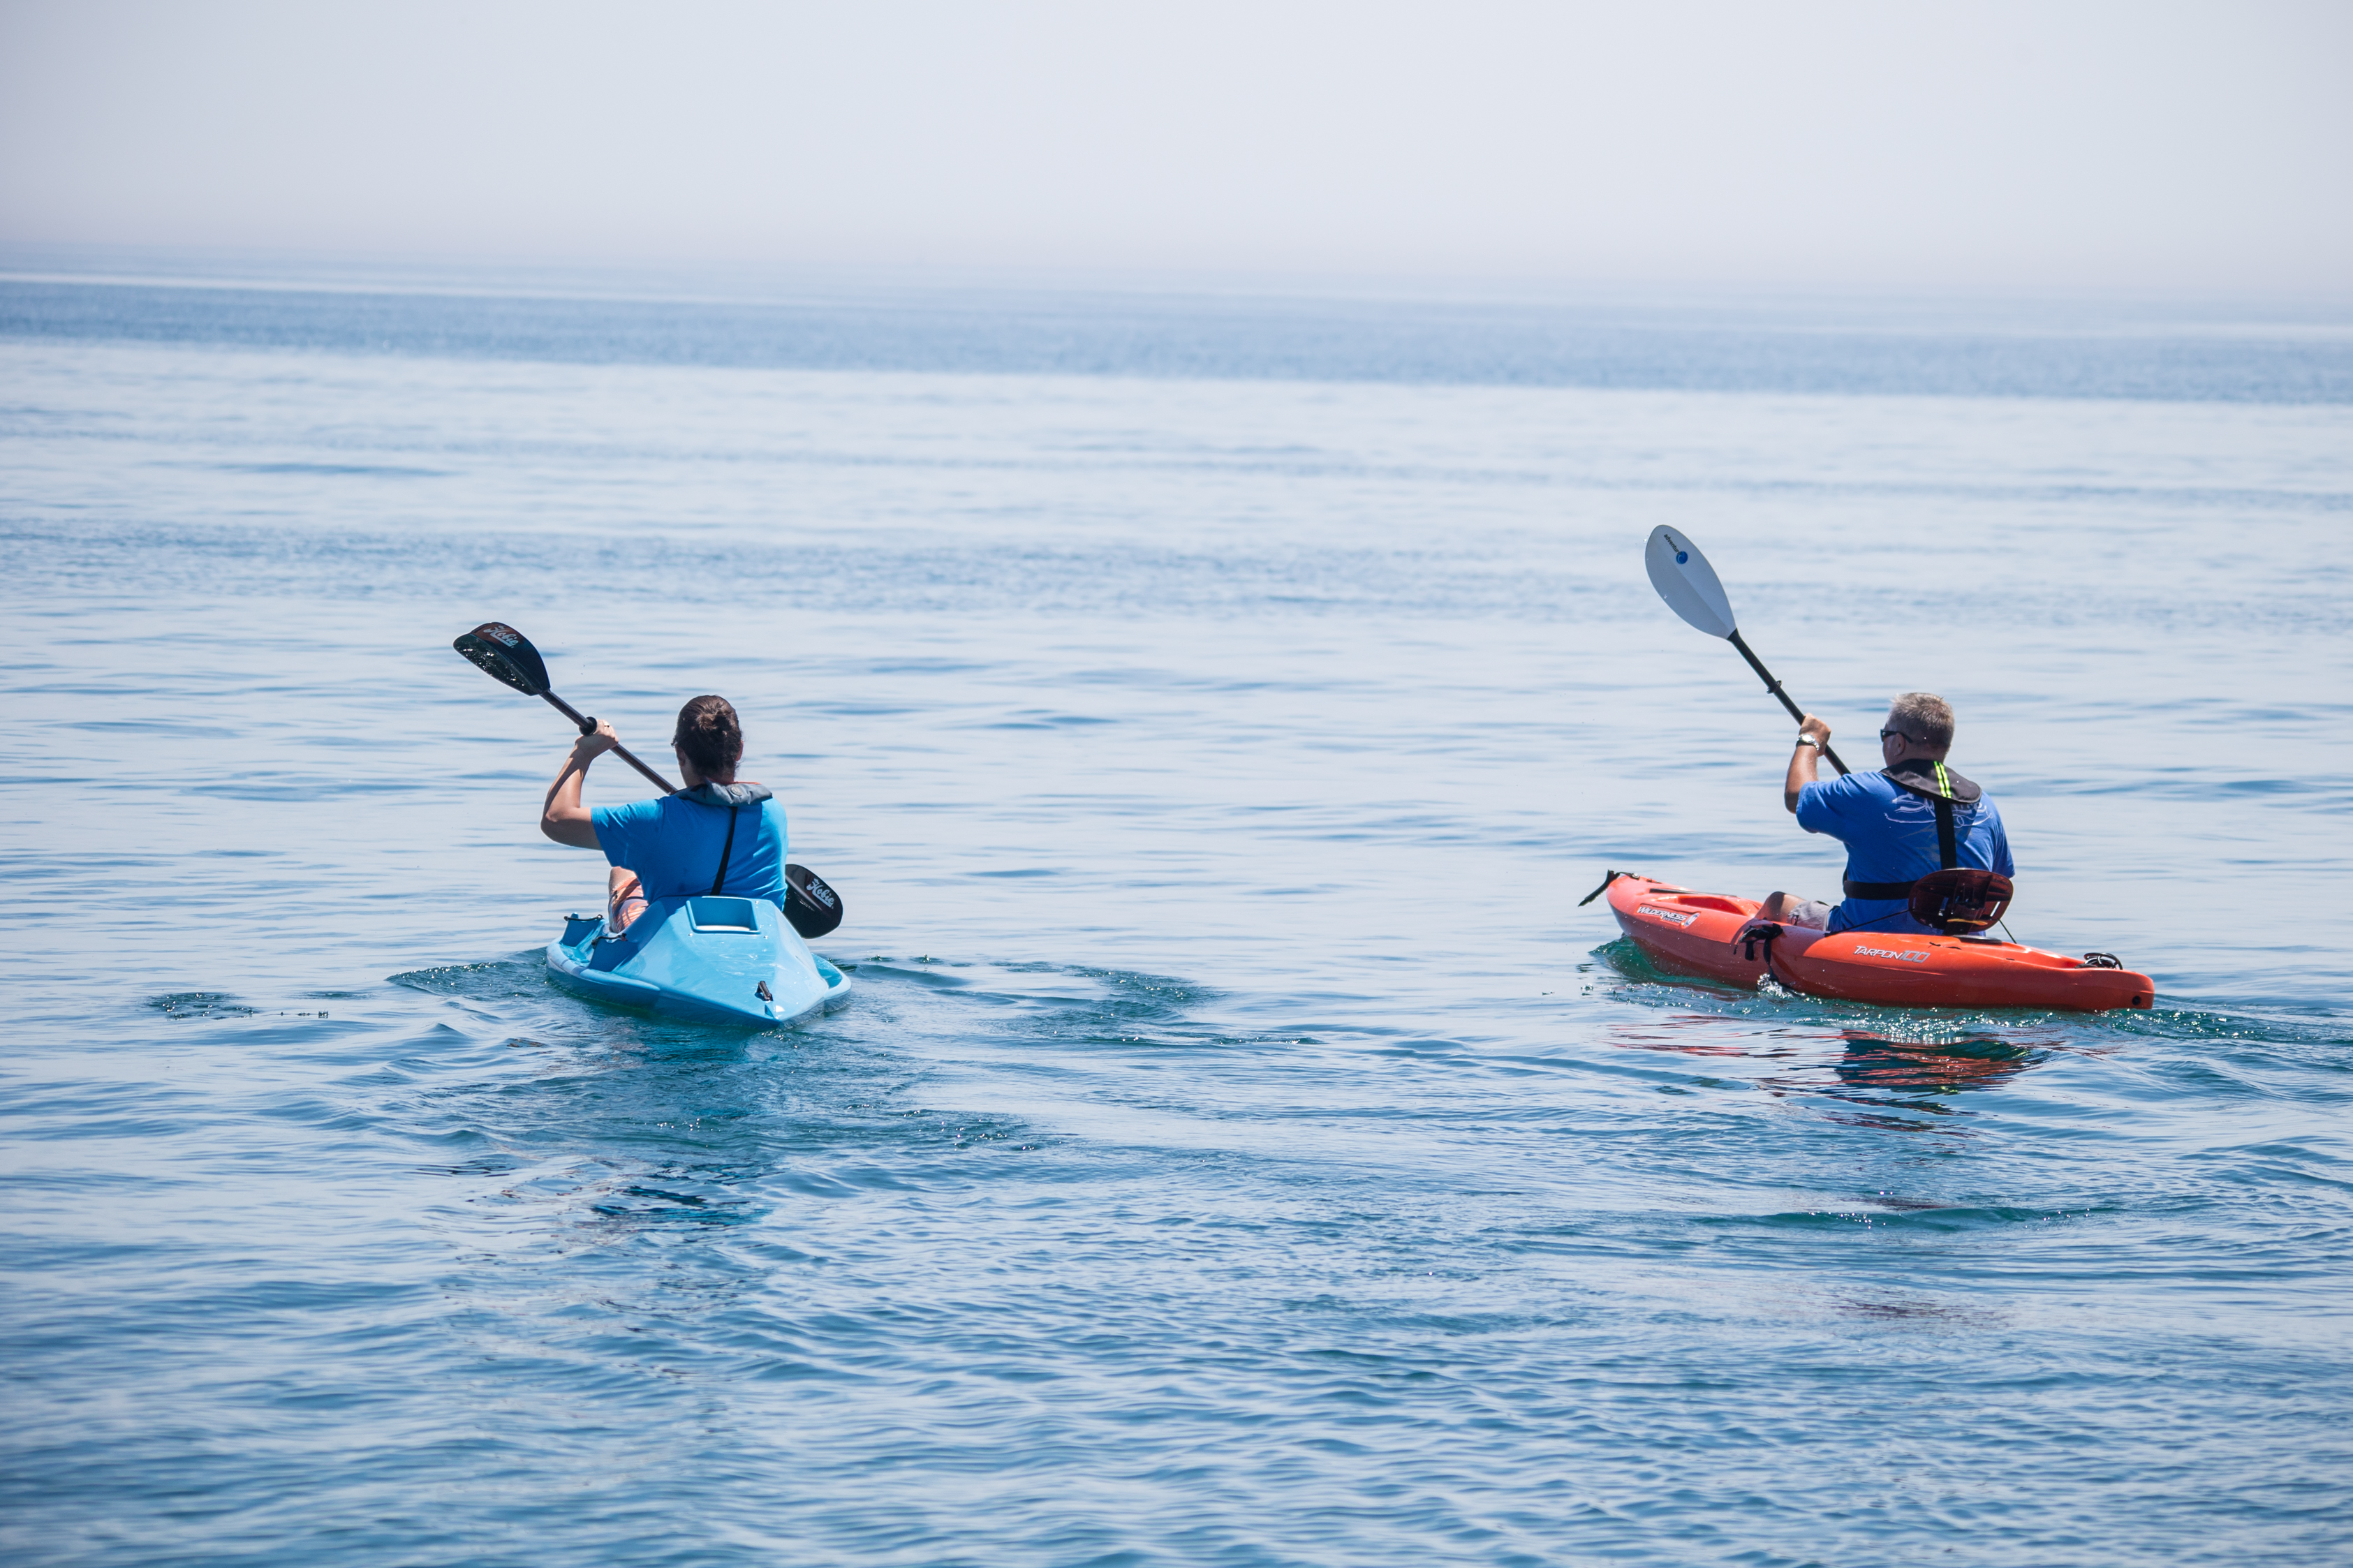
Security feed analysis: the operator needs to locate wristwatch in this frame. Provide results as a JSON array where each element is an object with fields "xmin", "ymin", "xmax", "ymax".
[{"xmin": 1794, "ymin": 734, "xmax": 1820, "ymax": 749}]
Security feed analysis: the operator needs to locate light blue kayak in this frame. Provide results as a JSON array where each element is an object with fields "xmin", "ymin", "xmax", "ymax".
[{"xmin": 545, "ymin": 894, "xmax": 853, "ymax": 1029}]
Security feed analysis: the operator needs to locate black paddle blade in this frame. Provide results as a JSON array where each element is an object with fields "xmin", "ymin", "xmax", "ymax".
[
  {"xmin": 453, "ymin": 622, "xmax": 551, "ymax": 696},
  {"xmin": 784, "ymin": 864, "xmax": 844, "ymax": 940}
]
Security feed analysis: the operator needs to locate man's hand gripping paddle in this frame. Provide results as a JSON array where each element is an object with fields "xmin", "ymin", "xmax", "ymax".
[
  {"xmin": 452, "ymin": 622, "xmax": 846, "ymax": 939},
  {"xmin": 1642, "ymin": 528, "xmax": 1850, "ymax": 777}
]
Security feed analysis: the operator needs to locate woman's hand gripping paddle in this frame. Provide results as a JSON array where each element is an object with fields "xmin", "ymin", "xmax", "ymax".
[
  {"xmin": 1642, "ymin": 528, "xmax": 1851, "ymax": 777},
  {"xmin": 452, "ymin": 622, "xmax": 848, "ymax": 939}
]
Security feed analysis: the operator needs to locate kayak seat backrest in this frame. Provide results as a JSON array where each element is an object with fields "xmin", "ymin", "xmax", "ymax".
[
  {"xmin": 686, "ymin": 896, "xmax": 762, "ymax": 933},
  {"xmin": 1908, "ymin": 869, "xmax": 2014, "ymax": 935}
]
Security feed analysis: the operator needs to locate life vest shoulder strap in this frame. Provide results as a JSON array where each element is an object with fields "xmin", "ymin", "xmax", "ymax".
[{"xmin": 1848, "ymin": 761, "xmax": 1988, "ymax": 896}]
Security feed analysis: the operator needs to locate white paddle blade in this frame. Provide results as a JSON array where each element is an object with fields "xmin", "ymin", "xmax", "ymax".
[{"xmin": 1644, "ymin": 526, "xmax": 1738, "ymax": 639}]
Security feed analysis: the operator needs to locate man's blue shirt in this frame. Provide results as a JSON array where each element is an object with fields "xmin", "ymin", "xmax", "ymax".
[
  {"xmin": 591, "ymin": 792, "xmax": 788, "ymax": 903},
  {"xmin": 1794, "ymin": 769, "xmax": 2012, "ymax": 934}
]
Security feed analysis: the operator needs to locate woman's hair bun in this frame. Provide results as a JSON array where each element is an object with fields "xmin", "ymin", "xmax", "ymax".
[{"xmin": 673, "ymin": 695, "xmax": 744, "ymax": 776}]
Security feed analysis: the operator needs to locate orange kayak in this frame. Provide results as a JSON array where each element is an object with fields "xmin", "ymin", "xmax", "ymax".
[{"xmin": 1600, "ymin": 873, "xmax": 2153, "ymax": 1012}]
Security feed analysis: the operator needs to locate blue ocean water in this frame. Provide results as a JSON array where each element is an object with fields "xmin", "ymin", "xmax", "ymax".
[{"xmin": 3, "ymin": 260, "xmax": 2351, "ymax": 1566}]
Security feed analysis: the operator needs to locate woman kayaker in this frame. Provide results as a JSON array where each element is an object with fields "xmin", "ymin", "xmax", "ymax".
[
  {"xmin": 1757, "ymin": 691, "xmax": 2013, "ymax": 935},
  {"xmin": 539, "ymin": 695, "xmax": 786, "ymax": 934}
]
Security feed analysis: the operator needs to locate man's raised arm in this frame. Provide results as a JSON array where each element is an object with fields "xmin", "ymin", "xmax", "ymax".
[{"xmin": 1784, "ymin": 715, "xmax": 1831, "ymax": 813}]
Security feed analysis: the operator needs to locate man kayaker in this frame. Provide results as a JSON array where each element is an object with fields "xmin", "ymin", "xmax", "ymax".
[
  {"xmin": 1757, "ymin": 691, "xmax": 2013, "ymax": 935},
  {"xmin": 539, "ymin": 695, "xmax": 787, "ymax": 934}
]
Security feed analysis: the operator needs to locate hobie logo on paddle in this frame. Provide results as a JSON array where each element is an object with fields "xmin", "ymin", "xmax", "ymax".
[
  {"xmin": 1637, "ymin": 905, "xmax": 1698, "ymax": 927},
  {"xmin": 1852, "ymin": 945, "xmax": 1931, "ymax": 963}
]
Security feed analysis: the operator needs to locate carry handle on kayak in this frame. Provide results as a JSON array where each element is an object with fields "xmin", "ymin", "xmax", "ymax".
[{"xmin": 1577, "ymin": 869, "xmax": 1628, "ymax": 906}]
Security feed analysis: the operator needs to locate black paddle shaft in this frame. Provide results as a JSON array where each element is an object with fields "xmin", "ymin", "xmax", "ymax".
[
  {"xmin": 536, "ymin": 690, "xmax": 678, "ymax": 794},
  {"xmin": 1726, "ymin": 630, "xmax": 1850, "ymax": 776},
  {"xmin": 454, "ymin": 621, "xmax": 679, "ymax": 793}
]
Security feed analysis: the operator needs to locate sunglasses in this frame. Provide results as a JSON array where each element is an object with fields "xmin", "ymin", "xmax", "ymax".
[{"xmin": 1879, "ymin": 728, "xmax": 1919, "ymax": 742}]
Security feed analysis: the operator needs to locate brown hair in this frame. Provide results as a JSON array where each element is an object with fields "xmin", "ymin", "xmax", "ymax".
[
  {"xmin": 673, "ymin": 695, "xmax": 743, "ymax": 777},
  {"xmin": 1888, "ymin": 692, "xmax": 1955, "ymax": 753}
]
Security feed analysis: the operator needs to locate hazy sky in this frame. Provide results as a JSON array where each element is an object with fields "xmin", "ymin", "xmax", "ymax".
[{"xmin": 2, "ymin": 0, "xmax": 2347, "ymax": 292}]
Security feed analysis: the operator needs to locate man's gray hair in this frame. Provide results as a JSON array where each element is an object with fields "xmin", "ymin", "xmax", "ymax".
[{"xmin": 1889, "ymin": 692, "xmax": 1955, "ymax": 753}]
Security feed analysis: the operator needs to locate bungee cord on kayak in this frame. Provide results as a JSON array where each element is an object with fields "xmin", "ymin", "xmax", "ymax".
[{"xmin": 1626, "ymin": 529, "xmax": 2152, "ymax": 1012}]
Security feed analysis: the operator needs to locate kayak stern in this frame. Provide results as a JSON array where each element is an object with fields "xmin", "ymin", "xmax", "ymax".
[{"xmin": 546, "ymin": 895, "xmax": 851, "ymax": 1029}]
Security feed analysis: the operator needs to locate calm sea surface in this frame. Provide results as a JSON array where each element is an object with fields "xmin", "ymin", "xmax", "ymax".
[{"xmin": 3, "ymin": 263, "xmax": 2352, "ymax": 1566}]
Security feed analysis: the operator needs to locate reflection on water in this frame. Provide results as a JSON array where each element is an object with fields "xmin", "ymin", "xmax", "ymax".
[
  {"xmin": 1833, "ymin": 1294, "xmax": 2007, "ymax": 1328},
  {"xmin": 1608, "ymin": 1012, "xmax": 2056, "ymax": 1134},
  {"xmin": 1827, "ymin": 1029, "xmax": 2044, "ymax": 1096}
]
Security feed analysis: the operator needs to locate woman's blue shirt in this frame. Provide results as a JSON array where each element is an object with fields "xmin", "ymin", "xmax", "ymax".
[{"xmin": 590, "ymin": 790, "xmax": 788, "ymax": 903}]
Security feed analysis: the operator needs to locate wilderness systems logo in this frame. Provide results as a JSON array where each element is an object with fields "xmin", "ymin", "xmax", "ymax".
[
  {"xmin": 1852, "ymin": 945, "xmax": 1931, "ymax": 963},
  {"xmin": 1637, "ymin": 905, "xmax": 1699, "ymax": 927}
]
